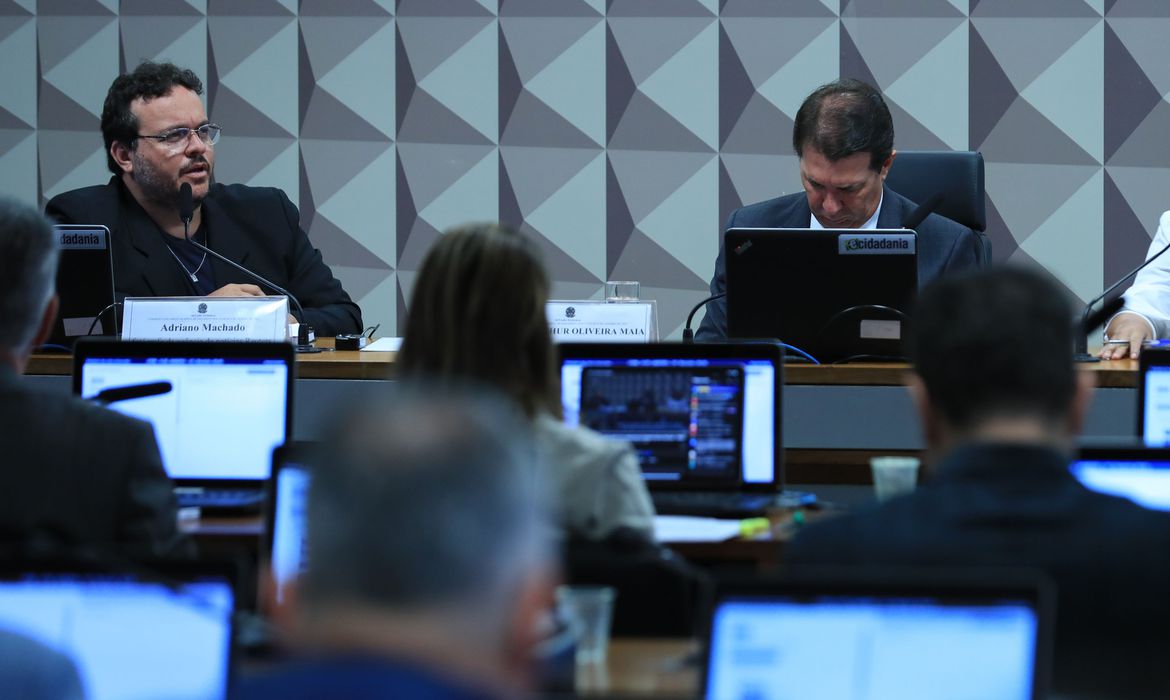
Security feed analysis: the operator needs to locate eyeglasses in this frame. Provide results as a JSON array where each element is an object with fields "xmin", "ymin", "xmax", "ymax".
[{"xmin": 135, "ymin": 123, "xmax": 221, "ymax": 150}]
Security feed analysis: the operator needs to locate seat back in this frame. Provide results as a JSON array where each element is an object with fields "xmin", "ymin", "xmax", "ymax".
[{"xmin": 885, "ymin": 150, "xmax": 991, "ymax": 265}]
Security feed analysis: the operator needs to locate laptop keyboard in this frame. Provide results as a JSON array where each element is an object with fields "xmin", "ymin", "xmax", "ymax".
[
  {"xmin": 175, "ymin": 488, "xmax": 266, "ymax": 512},
  {"xmin": 651, "ymin": 491, "xmax": 778, "ymax": 519}
]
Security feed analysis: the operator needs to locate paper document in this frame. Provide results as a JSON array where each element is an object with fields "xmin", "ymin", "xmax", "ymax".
[
  {"xmin": 361, "ymin": 337, "xmax": 403, "ymax": 352},
  {"xmin": 654, "ymin": 515, "xmax": 742, "ymax": 542}
]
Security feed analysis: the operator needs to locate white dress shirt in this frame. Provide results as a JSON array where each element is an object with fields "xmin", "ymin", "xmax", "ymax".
[{"xmin": 1116, "ymin": 210, "xmax": 1170, "ymax": 339}]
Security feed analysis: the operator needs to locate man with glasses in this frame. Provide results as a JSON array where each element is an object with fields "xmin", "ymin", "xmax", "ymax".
[{"xmin": 46, "ymin": 61, "xmax": 362, "ymax": 336}]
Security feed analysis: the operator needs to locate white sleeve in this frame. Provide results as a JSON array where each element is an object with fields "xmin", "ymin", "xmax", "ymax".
[{"xmin": 1121, "ymin": 211, "xmax": 1170, "ymax": 339}]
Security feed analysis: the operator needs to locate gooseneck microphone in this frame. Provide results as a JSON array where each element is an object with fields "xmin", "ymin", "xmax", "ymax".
[
  {"xmin": 682, "ymin": 292, "xmax": 726, "ymax": 343},
  {"xmin": 177, "ymin": 183, "xmax": 318, "ymax": 351},
  {"xmin": 1073, "ymin": 238, "xmax": 1170, "ymax": 361},
  {"xmin": 902, "ymin": 192, "xmax": 945, "ymax": 231}
]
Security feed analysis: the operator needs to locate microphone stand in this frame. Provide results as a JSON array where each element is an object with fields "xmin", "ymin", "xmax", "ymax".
[
  {"xmin": 178, "ymin": 184, "xmax": 320, "ymax": 353},
  {"xmin": 1074, "ymin": 240, "xmax": 1170, "ymax": 362}
]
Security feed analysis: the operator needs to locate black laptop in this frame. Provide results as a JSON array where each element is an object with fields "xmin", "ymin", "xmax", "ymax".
[
  {"xmin": 558, "ymin": 342, "xmax": 802, "ymax": 518},
  {"xmin": 723, "ymin": 227, "xmax": 918, "ymax": 363},
  {"xmin": 704, "ymin": 570, "xmax": 1052, "ymax": 700},
  {"xmin": 0, "ymin": 559, "xmax": 236, "ymax": 700},
  {"xmin": 45, "ymin": 224, "xmax": 117, "ymax": 349},
  {"xmin": 72, "ymin": 339, "xmax": 294, "ymax": 511}
]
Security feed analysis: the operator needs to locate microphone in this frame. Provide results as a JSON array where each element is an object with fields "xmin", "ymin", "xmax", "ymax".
[
  {"xmin": 682, "ymin": 292, "xmax": 726, "ymax": 343},
  {"xmin": 176, "ymin": 183, "xmax": 318, "ymax": 352},
  {"xmin": 93, "ymin": 381, "xmax": 172, "ymax": 405},
  {"xmin": 1073, "ymin": 237, "xmax": 1170, "ymax": 361},
  {"xmin": 902, "ymin": 192, "xmax": 945, "ymax": 231}
]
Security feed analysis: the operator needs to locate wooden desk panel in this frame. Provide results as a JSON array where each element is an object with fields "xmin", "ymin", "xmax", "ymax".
[{"xmin": 28, "ymin": 343, "xmax": 1138, "ymax": 385}]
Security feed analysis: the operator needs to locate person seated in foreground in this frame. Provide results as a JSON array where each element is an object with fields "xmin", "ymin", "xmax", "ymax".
[
  {"xmin": 785, "ymin": 266, "xmax": 1170, "ymax": 697},
  {"xmin": 0, "ymin": 196, "xmax": 190, "ymax": 560},
  {"xmin": 236, "ymin": 390, "xmax": 556, "ymax": 700},
  {"xmin": 396, "ymin": 223, "xmax": 656, "ymax": 541}
]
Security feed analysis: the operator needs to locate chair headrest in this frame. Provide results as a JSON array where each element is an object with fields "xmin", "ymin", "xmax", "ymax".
[{"xmin": 885, "ymin": 150, "xmax": 986, "ymax": 232}]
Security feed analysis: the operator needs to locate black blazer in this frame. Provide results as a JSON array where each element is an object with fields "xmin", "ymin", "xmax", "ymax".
[
  {"xmin": 46, "ymin": 177, "xmax": 363, "ymax": 337},
  {"xmin": 696, "ymin": 186, "xmax": 981, "ymax": 340},
  {"xmin": 0, "ymin": 367, "xmax": 190, "ymax": 559},
  {"xmin": 785, "ymin": 442, "xmax": 1170, "ymax": 696}
]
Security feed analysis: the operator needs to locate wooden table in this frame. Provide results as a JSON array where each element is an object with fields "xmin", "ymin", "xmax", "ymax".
[{"xmin": 577, "ymin": 638, "xmax": 700, "ymax": 698}]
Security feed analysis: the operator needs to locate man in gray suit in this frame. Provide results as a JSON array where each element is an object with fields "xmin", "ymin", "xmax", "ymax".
[
  {"xmin": 0, "ymin": 197, "xmax": 188, "ymax": 558},
  {"xmin": 697, "ymin": 78, "xmax": 981, "ymax": 340}
]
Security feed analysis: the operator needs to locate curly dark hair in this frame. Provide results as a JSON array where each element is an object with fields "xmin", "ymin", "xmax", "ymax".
[{"xmin": 101, "ymin": 61, "xmax": 203, "ymax": 175}]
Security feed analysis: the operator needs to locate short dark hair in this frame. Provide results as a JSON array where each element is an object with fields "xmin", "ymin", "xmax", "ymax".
[
  {"xmin": 304, "ymin": 388, "xmax": 547, "ymax": 623},
  {"xmin": 792, "ymin": 78, "xmax": 894, "ymax": 171},
  {"xmin": 908, "ymin": 266, "xmax": 1077, "ymax": 430},
  {"xmin": 397, "ymin": 223, "xmax": 560, "ymax": 419},
  {"xmin": 0, "ymin": 197, "xmax": 57, "ymax": 353},
  {"xmin": 100, "ymin": 61, "xmax": 203, "ymax": 175}
]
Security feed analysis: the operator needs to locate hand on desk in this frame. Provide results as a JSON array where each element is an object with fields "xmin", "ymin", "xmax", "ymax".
[
  {"xmin": 208, "ymin": 283, "xmax": 265, "ymax": 297},
  {"xmin": 1100, "ymin": 312, "xmax": 1154, "ymax": 360}
]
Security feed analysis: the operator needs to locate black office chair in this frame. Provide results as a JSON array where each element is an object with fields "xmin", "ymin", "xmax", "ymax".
[{"xmin": 885, "ymin": 150, "xmax": 992, "ymax": 266}]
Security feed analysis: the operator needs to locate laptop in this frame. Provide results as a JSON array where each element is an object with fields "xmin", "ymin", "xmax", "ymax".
[
  {"xmin": 264, "ymin": 442, "xmax": 314, "ymax": 609},
  {"xmin": 0, "ymin": 560, "xmax": 235, "ymax": 700},
  {"xmin": 73, "ymin": 339, "xmax": 294, "ymax": 511},
  {"xmin": 723, "ymin": 227, "xmax": 918, "ymax": 363},
  {"xmin": 45, "ymin": 224, "xmax": 117, "ymax": 350},
  {"xmin": 558, "ymin": 342, "xmax": 801, "ymax": 518},
  {"xmin": 1138, "ymin": 348, "xmax": 1170, "ymax": 445},
  {"xmin": 704, "ymin": 570, "xmax": 1052, "ymax": 700},
  {"xmin": 1072, "ymin": 445, "xmax": 1170, "ymax": 512}
]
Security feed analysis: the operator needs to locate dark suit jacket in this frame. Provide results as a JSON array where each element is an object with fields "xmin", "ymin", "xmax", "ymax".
[
  {"xmin": 45, "ymin": 177, "xmax": 362, "ymax": 337},
  {"xmin": 0, "ymin": 367, "xmax": 190, "ymax": 559},
  {"xmin": 696, "ymin": 186, "xmax": 981, "ymax": 340},
  {"xmin": 786, "ymin": 442, "xmax": 1170, "ymax": 697},
  {"xmin": 235, "ymin": 655, "xmax": 507, "ymax": 700}
]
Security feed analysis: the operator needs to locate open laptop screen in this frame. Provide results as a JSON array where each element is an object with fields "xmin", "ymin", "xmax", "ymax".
[
  {"xmin": 1139, "ymin": 351, "xmax": 1170, "ymax": 445},
  {"xmin": 705, "ymin": 575, "xmax": 1047, "ymax": 700},
  {"xmin": 0, "ymin": 566, "xmax": 234, "ymax": 700},
  {"xmin": 1072, "ymin": 446, "xmax": 1170, "ymax": 512},
  {"xmin": 73, "ymin": 340, "xmax": 293, "ymax": 484},
  {"xmin": 558, "ymin": 343, "xmax": 781, "ymax": 490},
  {"xmin": 266, "ymin": 445, "xmax": 313, "ymax": 607}
]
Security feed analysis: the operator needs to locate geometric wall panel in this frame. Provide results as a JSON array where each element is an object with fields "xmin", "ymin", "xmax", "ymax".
[{"xmin": 5, "ymin": 1, "xmax": 1166, "ymax": 336}]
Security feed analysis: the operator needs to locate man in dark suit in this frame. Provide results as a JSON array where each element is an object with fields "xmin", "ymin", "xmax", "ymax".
[
  {"xmin": 45, "ymin": 61, "xmax": 362, "ymax": 337},
  {"xmin": 697, "ymin": 79, "xmax": 980, "ymax": 340},
  {"xmin": 0, "ymin": 197, "xmax": 189, "ymax": 559},
  {"xmin": 786, "ymin": 266, "xmax": 1170, "ymax": 697},
  {"xmin": 237, "ymin": 390, "xmax": 555, "ymax": 700}
]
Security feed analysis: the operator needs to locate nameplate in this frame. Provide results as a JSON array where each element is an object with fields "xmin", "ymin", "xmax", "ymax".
[
  {"xmin": 547, "ymin": 300, "xmax": 658, "ymax": 343},
  {"xmin": 122, "ymin": 296, "xmax": 289, "ymax": 341},
  {"xmin": 838, "ymin": 232, "xmax": 916, "ymax": 255}
]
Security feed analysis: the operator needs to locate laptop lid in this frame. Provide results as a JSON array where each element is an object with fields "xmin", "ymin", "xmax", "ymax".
[
  {"xmin": 46, "ymin": 225, "xmax": 117, "ymax": 350},
  {"xmin": 0, "ymin": 560, "xmax": 235, "ymax": 700},
  {"xmin": 265, "ymin": 442, "xmax": 314, "ymax": 610},
  {"xmin": 72, "ymin": 339, "xmax": 294, "ymax": 490},
  {"xmin": 557, "ymin": 342, "xmax": 782, "ymax": 492},
  {"xmin": 723, "ymin": 228, "xmax": 918, "ymax": 362},
  {"xmin": 1138, "ymin": 348, "xmax": 1170, "ymax": 445},
  {"xmin": 704, "ymin": 570, "xmax": 1051, "ymax": 700},
  {"xmin": 1072, "ymin": 445, "xmax": 1170, "ymax": 512}
]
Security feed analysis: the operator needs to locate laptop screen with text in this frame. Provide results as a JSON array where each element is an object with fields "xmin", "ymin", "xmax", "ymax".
[
  {"xmin": 0, "ymin": 566, "xmax": 234, "ymax": 700},
  {"xmin": 73, "ymin": 340, "xmax": 293, "ymax": 485},
  {"xmin": 558, "ymin": 343, "xmax": 781, "ymax": 490}
]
